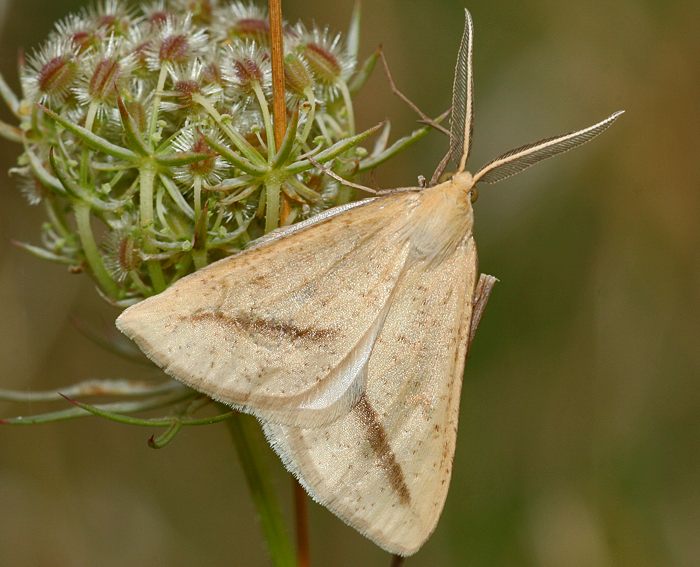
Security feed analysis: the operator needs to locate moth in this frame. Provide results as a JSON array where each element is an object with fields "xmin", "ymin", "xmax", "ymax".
[{"xmin": 116, "ymin": 10, "xmax": 622, "ymax": 556}]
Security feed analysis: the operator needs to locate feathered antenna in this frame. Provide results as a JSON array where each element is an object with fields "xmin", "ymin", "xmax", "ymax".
[
  {"xmin": 431, "ymin": 9, "xmax": 474, "ymax": 184},
  {"xmin": 473, "ymin": 110, "xmax": 624, "ymax": 185},
  {"xmin": 451, "ymin": 8, "xmax": 474, "ymax": 173}
]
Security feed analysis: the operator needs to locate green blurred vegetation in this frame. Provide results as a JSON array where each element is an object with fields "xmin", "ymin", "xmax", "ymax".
[{"xmin": 0, "ymin": 1, "xmax": 698, "ymax": 566}]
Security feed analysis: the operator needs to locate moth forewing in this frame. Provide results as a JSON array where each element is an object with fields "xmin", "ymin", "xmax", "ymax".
[{"xmin": 116, "ymin": 192, "xmax": 421, "ymax": 428}]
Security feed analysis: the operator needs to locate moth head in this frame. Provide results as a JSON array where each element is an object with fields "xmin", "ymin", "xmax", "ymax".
[{"xmin": 450, "ymin": 170, "xmax": 478, "ymax": 204}]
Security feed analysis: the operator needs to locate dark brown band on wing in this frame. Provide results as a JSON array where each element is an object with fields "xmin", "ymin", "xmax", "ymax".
[
  {"xmin": 185, "ymin": 309, "xmax": 337, "ymax": 342},
  {"xmin": 355, "ymin": 394, "xmax": 411, "ymax": 505}
]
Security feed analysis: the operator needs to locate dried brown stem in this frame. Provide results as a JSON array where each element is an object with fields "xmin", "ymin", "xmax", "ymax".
[
  {"xmin": 269, "ymin": 0, "xmax": 286, "ymax": 148},
  {"xmin": 269, "ymin": 0, "xmax": 292, "ymax": 225},
  {"xmin": 293, "ymin": 481, "xmax": 310, "ymax": 567}
]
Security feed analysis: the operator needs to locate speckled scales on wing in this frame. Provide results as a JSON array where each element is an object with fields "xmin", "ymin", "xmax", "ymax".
[
  {"xmin": 264, "ymin": 236, "xmax": 478, "ymax": 556},
  {"xmin": 116, "ymin": 193, "xmax": 419, "ymax": 427}
]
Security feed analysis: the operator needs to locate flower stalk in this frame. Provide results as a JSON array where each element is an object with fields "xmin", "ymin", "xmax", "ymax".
[{"xmin": 227, "ymin": 413, "xmax": 297, "ymax": 567}]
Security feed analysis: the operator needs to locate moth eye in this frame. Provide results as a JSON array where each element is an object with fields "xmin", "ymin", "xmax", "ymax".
[{"xmin": 469, "ymin": 187, "xmax": 479, "ymax": 203}]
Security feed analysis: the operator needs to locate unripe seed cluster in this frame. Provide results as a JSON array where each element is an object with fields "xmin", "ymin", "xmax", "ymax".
[{"xmin": 5, "ymin": 0, "xmax": 408, "ymax": 305}]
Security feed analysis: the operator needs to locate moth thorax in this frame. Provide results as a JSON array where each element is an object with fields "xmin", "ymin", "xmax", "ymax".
[{"xmin": 408, "ymin": 181, "xmax": 474, "ymax": 265}]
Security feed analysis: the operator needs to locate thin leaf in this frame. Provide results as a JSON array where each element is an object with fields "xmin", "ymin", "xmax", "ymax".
[
  {"xmin": 155, "ymin": 151, "xmax": 212, "ymax": 167},
  {"xmin": 0, "ymin": 390, "xmax": 195, "ymax": 425},
  {"xmin": 40, "ymin": 104, "xmax": 138, "ymax": 162},
  {"xmin": 61, "ymin": 395, "xmax": 230, "ymax": 428},
  {"xmin": 280, "ymin": 182, "xmax": 304, "ymax": 203},
  {"xmin": 346, "ymin": 1, "xmax": 362, "ymax": 62},
  {"xmin": 208, "ymin": 175, "xmax": 255, "ymax": 193},
  {"xmin": 50, "ymin": 149, "xmax": 129, "ymax": 211},
  {"xmin": 192, "ymin": 93, "xmax": 267, "ymax": 166},
  {"xmin": 12, "ymin": 240, "xmax": 75, "ymax": 264},
  {"xmin": 348, "ymin": 49, "xmax": 379, "ymax": 94},
  {"xmin": 0, "ymin": 71, "xmax": 19, "ymax": 116},
  {"xmin": 0, "ymin": 379, "xmax": 181, "ymax": 402},
  {"xmin": 148, "ymin": 421, "xmax": 183, "ymax": 447},
  {"xmin": 271, "ymin": 107, "xmax": 299, "ymax": 168},
  {"xmin": 358, "ymin": 125, "xmax": 431, "ymax": 172},
  {"xmin": 285, "ymin": 176, "xmax": 321, "ymax": 203},
  {"xmin": 25, "ymin": 145, "xmax": 64, "ymax": 192},
  {"xmin": 204, "ymin": 134, "xmax": 268, "ymax": 176},
  {"xmin": 209, "ymin": 221, "xmax": 252, "ymax": 246},
  {"xmin": 0, "ymin": 119, "xmax": 22, "ymax": 143},
  {"xmin": 371, "ymin": 120, "xmax": 391, "ymax": 156},
  {"xmin": 159, "ymin": 173, "xmax": 195, "ymax": 219},
  {"xmin": 220, "ymin": 183, "xmax": 261, "ymax": 204},
  {"xmin": 117, "ymin": 96, "xmax": 150, "ymax": 155},
  {"xmin": 286, "ymin": 122, "xmax": 384, "ymax": 174}
]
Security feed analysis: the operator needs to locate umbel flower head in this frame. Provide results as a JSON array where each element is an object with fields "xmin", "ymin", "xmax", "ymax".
[{"xmin": 1, "ymin": 0, "xmax": 428, "ymax": 305}]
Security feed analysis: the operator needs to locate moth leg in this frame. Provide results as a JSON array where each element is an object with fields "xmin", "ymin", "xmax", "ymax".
[
  {"xmin": 378, "ymin": 48, "xmax": 451, "ymax": 137},
  {"xmin": 468, "ymin": 274, "xmax": 497, "ymax": 351},
  {"xmin": 429, "ymin": 149, "xmax": 452, "ymax": 187},
  {"xmin": 307, "ymin": 155, "xmax": 381, "ymax": 194}
]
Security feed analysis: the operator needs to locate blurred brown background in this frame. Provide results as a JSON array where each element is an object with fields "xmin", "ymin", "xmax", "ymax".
[{"xmin": 1, "ymin": 0, "xmax": 698, "ymax": 565}]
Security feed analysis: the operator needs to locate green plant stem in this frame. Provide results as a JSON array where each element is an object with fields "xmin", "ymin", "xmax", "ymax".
[
  {"xmin": 139, "ymin": 161, "xmax": 167, "ymax": 293},
  {"xmin": 253, "ymin": 81, "xmax": 276, "ymax": 160},
  {"xmin": 148, "ymin": 66, "xmax": 168, "ymax": 140},
  {"xmin": 339, "ymin": 80, "xmax": 355, "ymax": 135},
  {"xmin": 74, "ymin": 202, "xmax": 118, "ymax": 297},
  {"xmin": 299, "ymin": 89, "xmax": 316, "ymax": 147},
  {"xmin": 80, "ymin": 101, "xmax": 99, "ymax": 185},
  {"xmin": 226, "ymin": 413, "xmax": 296, "ymax": 567},
  {"xmin": 193, "ymin": 175, "xmax": 203, "ymax": 220},
  {"xmin": 191, "ymin": 176, "xmax": 208, "ymax": 269},
  {"xmin": 265, "ymin": 180, "xmax": 281, "ymax": 232}
]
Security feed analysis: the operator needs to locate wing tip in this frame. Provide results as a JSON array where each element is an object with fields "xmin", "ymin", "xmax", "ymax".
[{"xmin": 114, "ymin": 303, "xmax": 141, "ymax": 340}]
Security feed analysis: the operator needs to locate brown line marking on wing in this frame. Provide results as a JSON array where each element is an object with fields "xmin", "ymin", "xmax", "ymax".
[
  {"xmin": 186, "ymin": 310, "xmax": 337, "ymax": 342},
  {"xmin": 355, "ymin": 394, "xmax": 411, "ymax": 505}
]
